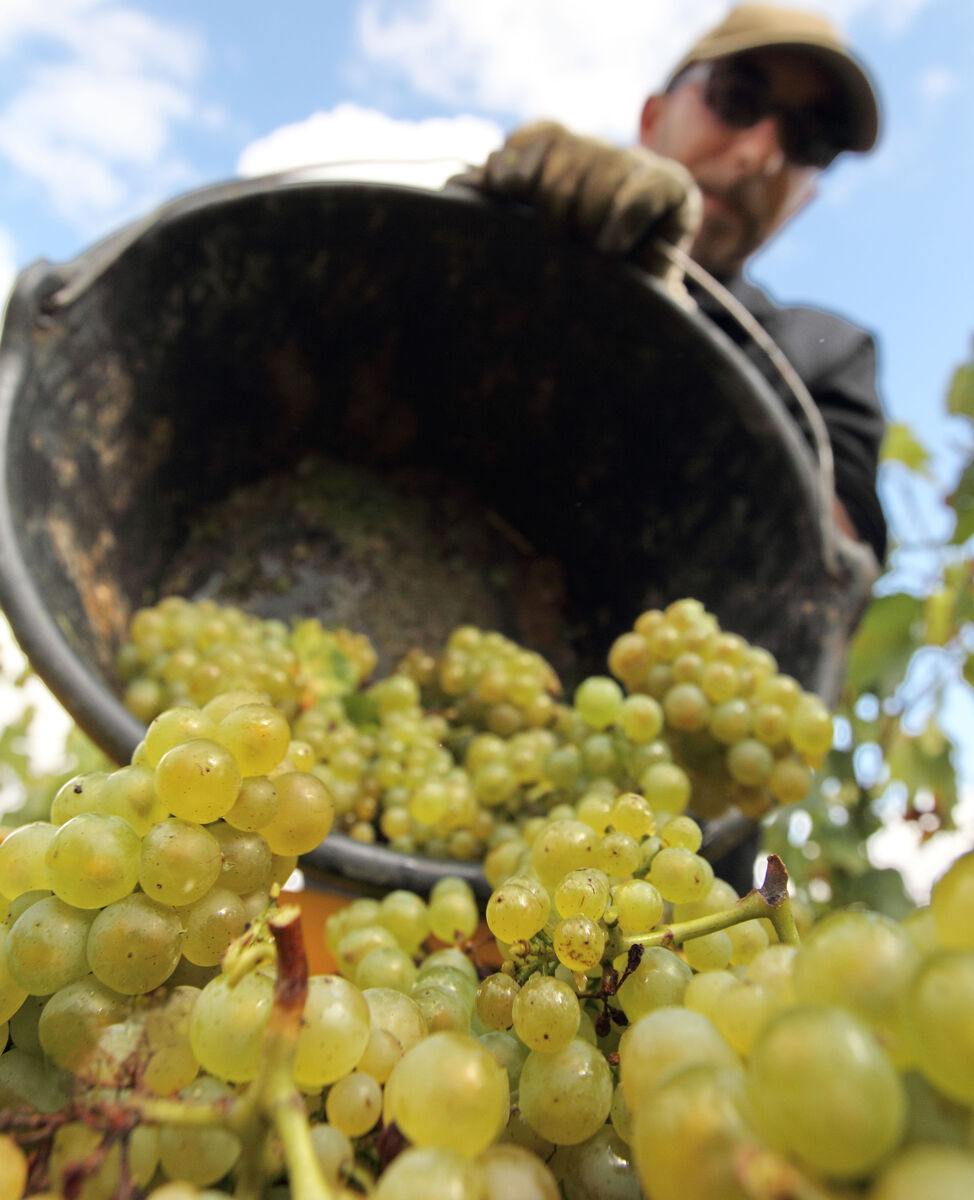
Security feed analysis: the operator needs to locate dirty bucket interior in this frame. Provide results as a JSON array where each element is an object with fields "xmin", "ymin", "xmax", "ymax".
[{"xmin": 0, "ymin": 178, "xmax": 870, "ymax": 893}]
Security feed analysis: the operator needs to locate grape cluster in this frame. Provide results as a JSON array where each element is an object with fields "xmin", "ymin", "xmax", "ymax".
[
  {"xmin": 115, "ymin": 597, "xmax": 828, "ymax": 872},
  {"xmin": 3, "ymin": 711, "xmax": 974, "ymax": 1198}
]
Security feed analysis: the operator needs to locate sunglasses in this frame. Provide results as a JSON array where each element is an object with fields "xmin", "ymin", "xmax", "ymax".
[{"xmin": 687, "ymin": 58, "xmax": 849, "ymax": 170}]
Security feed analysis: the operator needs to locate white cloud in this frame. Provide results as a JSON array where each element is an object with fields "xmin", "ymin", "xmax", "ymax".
[
  {"xmin": 355, "ymin": 0, "xmax": 726, "ymax": 141},
  {"xmin": 0, "ymin": 0, "xmax": 206, "ymax": 233},
  {"xmin": 238, "ymin": 103, "xmax": 503, "ymax": 189},
  {"xmin": 353, "ymin": 0, "xmax": 935, "ymax": 141},
  {"xmin": 916, "ymin": 65, "xmax": 961, "ymax": 103},
  {"xmin": 0, "ymin": 228, "xmax": 16, "ymax": 310}
]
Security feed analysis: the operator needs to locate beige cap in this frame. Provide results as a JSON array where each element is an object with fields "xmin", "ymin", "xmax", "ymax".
[{"xmin": 666, "ymin": 3, "xmax": 880, "ymax": 152}]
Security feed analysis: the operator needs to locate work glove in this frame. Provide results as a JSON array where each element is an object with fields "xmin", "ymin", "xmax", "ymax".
[{"xmin": 450, "ymin": 120, "xmax": 703, "ymax": 303}]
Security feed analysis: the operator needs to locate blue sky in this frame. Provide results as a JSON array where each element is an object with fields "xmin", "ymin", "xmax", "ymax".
[
  {"xmin": 0, "ymin": 0, "xmax": 972, "ymax": 895},
  {"xmin": 1, "ymin": 0, "xmax": 971, "ymax": 503}
]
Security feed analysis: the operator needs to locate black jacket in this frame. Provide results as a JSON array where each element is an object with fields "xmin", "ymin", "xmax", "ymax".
[{"xmin": 691, "ymin": 273, "xmax": 887, "ymax": 563}]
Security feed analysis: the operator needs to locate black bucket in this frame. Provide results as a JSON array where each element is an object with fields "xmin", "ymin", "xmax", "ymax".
[{"xmin": 0, "ymin": 176, "xmax": 874, "ymax": 895}]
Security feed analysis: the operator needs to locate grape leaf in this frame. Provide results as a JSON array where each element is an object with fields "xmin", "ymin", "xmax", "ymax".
[
  {"xmin": 880, "ymin": 422, "xmax": 930, "ymax": 474},
  {"xmin": 947, "ymin": 362, "xmax": 974, "ymax": 421},
  {"xmin": 842, "ymin": 593, "xmax": 922, "ymax": 700},
  {"xmin": 948, "ymin": 459, "xmax": 974, "ymax": 545}
]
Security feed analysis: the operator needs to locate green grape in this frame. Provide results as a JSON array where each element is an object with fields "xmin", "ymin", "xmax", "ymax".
[
  {"xmin": 768, "ymin": 757, "xmax": 812, "ymax": 804},
  {"xmin": 0, "ymin": 926, "xmax": 28, "ymax": 1024},
  {"xmin": 208, "ymin": 822, "xmax": 273, "ymax": 894},
  {"xmin": 356, "ymin": 1025, "xmax": 403, "ymax": 1084},
  {"xmin": 555, "ymin": 868, "xmax": 611, "ymax": 920},
  {"xmin": 787, "ymin": 693, "xmax": 833, "ymax": 759},
  {"xmin": 0, "ymin": 1133, "xmax": 28, "ymax": 1200},
  {"xmin": 45, "ymin": 813, "xmax": 140, "ymax": 909},
  {"xmin": 792, "ymin": 910, "xmax": 919, "ymax": 1053},
  {"xmin": 930, "ymin": 851, "xmax": 974, "ymax": 949},
  {"xmin": 683, "ymin": 930, "xmax": 733, "ymax": 972},
  {"xmin": 142, "ymin": 985, "xmax": 201, "ymax": 1095},
  {"xmin": 659, "ymin": 815, "xmax": 702, "ymax": 851},
  {"xmin": 482, "ymin": 1141, "xmax": 560, "ymax": 1200},
  {"xmin": 154, "ymin": 738, "xmax": 242, "ymax": 824},
  {"xmin": 216, "ymin": 702, "xmax": 291, "ymax": 776},
  {"xmin": 612, "ymin": 879, "xmax": 664, "ymax": 934},
  {"xmin": 8, "ymin": 993, "xmax": 44, "ymax": 1054},
  {"xmin": 486, "ymin": 880, "xmax": 550, "ymax": 944},
  {"xmin": 355, "ymin": 944, "xmax": 418, "ymax": 993},
  {"xmin": 618, "ymin": 694, "xmax": 663, "ymax": 744},
  {"xmin": 49, "ymin": 772, "xmax": 110, "ymax": 825},
  {"xmin": 325, "ymin": 1070, "xmax": 383, "ymax": 1137},
  {"xmin": 544, "ymin": 743, "xmax": 583, "ymax": 789},
  {"xmin": 335, "ymin": 925, "xmax": 399, "ymax": 979},
  {"xmin": 595, "ymin": 830, "xmax": 643, "ymax": 879},
  {"xmin": 38, "ymin": 975, "xmax": 132, "ymax": 1071},
  {"xmin": 139, "ymin": 818, "xmax": 224, "ymax": 906},
  {"xmin": 869, "ymin": 1143, "xmax": 974, "ymax": 1200},
  {"xmin": 631, "ymin": 1064, "xmax": 753, "ymax": 1200},
  {"xmin": 607, "ymin": 631, "xmax": 652, "ymax": 689},
  {"xmin": 294, "ymin": 974, "xmax": 371, "ymax": 1090},
  {"xmin": 512, "ymin": 975, "xmax": 580, "ymax": 1053},
  {"xmin": 384, "ymin": 1031, "xmax": 509, "ymax": 1156},
  {"xmin": 258, "ymin": 771, "xmax": 335, "ymax": 855},
  {"xmin": 476, "ymin": 972, "xmax": 519, "ymax": 1031},
  {"xmin": 144, "ymin": 706, "xmax": 220, "ymax": 767},
  {"xmin": 190, "ymin": 969, "xmax": 274, "ymax": 1082},
  {"xmin": 377, "ymin": 889, "xmax": 430, "ymax": 955},
  {"xmin": 662, "ymin": 682, "xmax": 710, "ymax": 733},
  {"xmin": 580, "ymin": 733, "xmax": 617, "ymax": 776},
  {"xmin": 700, "ymin": 659, "xmax": 739, "ymax": 703},
  {"xmin": 180, "ymin": 887, "xmax": 247, "ymax": 967},
  {"xmin": 553, "ymin": 915, "xmax": 606, "ymax": 971},
  {"xmin": 0, "ymin": 822, "xmax": 57, "ymax": 899},
  {"xmin": 518, "ymin": 1037, "xmax": 612, "ymax": 1145},
  {"xmin": 372, "ymin": 1145, "xmax": 487, "ymax": 1200},
  {"xmin": 49, "ymin": 1121, "xmax": 156, "ymax": 1200},
  {"xmin": 428, "ymin": 877, "xmax": 479, "ymax": 943},
  {"xmin": 639, "ymin": 762, "xmax": 691, "ymax": 815},
  {"xmin": 224, "ymin": 775, "xmax": 279, "ymax": 832},
  {"xmin": 710, "ymin": 978, "xmax": 777, "ymax": 1056},
  {"xmin": 708, "ymin": 699, "xmax": 752, "ymax": 745},
  {"xmin": 527, "ymin": 816, "xmax": 597, "ymax": 892},
  {"xmin": 608, "ymin": 793, "xmax": 655, "ymax": 840},
  {"xmin": 904, "ymin": 950, "xmax": 974, "ymax": 1104},
  {"xmin": 158, "ymin": 1076, "xmax": 241, "ymax": 1184},
  {"xmin": 98, "ymin": 764, "xmax": 169, "ymax": 835},
  {"xmin": 726, "ymin": 918, "xmax": 769, "ymax": 966},
  {"xmin": 748, "ymin": 1006, "xmax": 905, "ymax": 1179},
  {"xmin": 363, "ymin": 986, "xmax": 428, "ymax": 1056},
  {"xmin": 619, "ymin": 1006, "xmax": 739, "ymax": 1112},
  {"xmin": 411, "ymin": 981, "xmax": 471, "ymax": 1034},
  {"xmin": 6, "ymin": 896, "xmax": 94, "ymax": 994},
  {"xmin": 726, "ymin": 738, "xmax": 774, "ymax": 786},
  {"xmin": 616, "ymin": 947, "xmax": 692, "ymax": 1022},
  {"xmin": 744, "ymin": 944, "xmax": 797, "ymax": 1005},
  {"xmin": 647, "ymin": 847, "xmax": 713, "ymax": 904},
  {"xmin": 552, "ymin": 1126, "xmax": 640, "ymax": 1200},
  {"xmin": 575, "ymin": 677, "xmax": 624, "ymax": 730},
  {"xmin": 87, "ymin": 893, "xmax": 182, "ymax": 995},
  {"xmin": 309, "ymin": 1123, "xmax": 354, "ymax": 1190},
  {"xmin": 0, "ymin": 1045, "xmax": 73, "ymax": 1114}
]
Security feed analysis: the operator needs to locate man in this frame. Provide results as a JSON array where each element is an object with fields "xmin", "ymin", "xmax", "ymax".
[{"xmin": 460, "ymin": 3, "xmax": 887, "ymax": 564}]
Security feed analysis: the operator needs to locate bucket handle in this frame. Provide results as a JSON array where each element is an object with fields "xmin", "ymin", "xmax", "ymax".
[{"xmin": 657, "ymin": 241, "xmax": 840, "ymax": 575}]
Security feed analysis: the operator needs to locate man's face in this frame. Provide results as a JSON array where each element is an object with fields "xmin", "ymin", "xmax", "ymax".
[{"xmin": 640, "ymin": 50, "xmax": 842, "ymax": 276}]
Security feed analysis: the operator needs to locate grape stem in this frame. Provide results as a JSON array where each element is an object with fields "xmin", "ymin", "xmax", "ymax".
[
  {"xmin": 254, "ymin": 905, "xmax": 334, "ymax": 1200},
  {"xmin": 609, "ymin": 855, "xmax": 800, "ymax": 957}
]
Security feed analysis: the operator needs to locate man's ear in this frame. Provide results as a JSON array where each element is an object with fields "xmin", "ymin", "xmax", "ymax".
[{"xmin": 639, "ymin": 94, "xmax": 664, "ymax": 147}]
